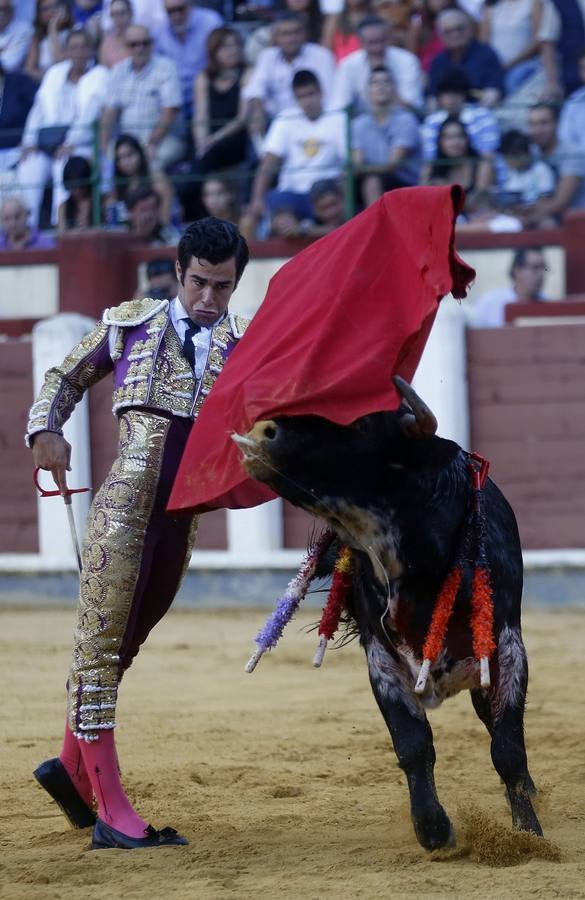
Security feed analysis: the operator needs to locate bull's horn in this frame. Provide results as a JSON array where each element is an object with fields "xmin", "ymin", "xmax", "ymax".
[{"xmin": 392, "ymin": 375, "xmax": 438, "ymax": 437}]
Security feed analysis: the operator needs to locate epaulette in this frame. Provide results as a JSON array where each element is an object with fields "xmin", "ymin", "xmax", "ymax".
[
  {"xmin": 102, "ymin": 297, "xmax": 169, "ymax": 327},
  {"xmin": 229, "ymin": 313, "xmax": 250, "ymax": 339}
]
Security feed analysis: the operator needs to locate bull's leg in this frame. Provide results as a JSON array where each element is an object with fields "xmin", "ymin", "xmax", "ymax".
[
  {"xmin": 366, "ymin": 636, "xmax": 454, "ymax": 851},
  {"xmin": 489, "ymin": 625, "xmax": 541, "ymax": 834}
]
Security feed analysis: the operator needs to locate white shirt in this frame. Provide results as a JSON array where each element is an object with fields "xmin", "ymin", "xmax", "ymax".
[
  {"xmin": 242, "ymin": 43, "xmax": 336, "ymax": 118},
  {"xmin": 0, "ymin": 17, "xmax": 33, "ymax": 72},
  {"xmin": 471, "ymin": 286, "xmax": 548, "ymax": 327},
  {"xmin": 263, "ymin": 107, "xmax": 348, "ymax": 193},
  {"xmin": 171, "ymin": 297, "xmax": 221, "ymax": 381},
  {"xmin": 330, "ymin": 46, "xmax": 424, "ymax": 113}
]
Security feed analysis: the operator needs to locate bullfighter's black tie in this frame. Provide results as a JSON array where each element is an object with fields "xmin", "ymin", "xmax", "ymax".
[{"xmin": 182, "ymin": 319, "xmax": 200, "ymax": 369}]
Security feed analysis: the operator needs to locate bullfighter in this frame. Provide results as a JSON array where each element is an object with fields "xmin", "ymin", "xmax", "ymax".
[{"xmin": 26, "ymin": 217, "xmax": 250, "ymax": 849}]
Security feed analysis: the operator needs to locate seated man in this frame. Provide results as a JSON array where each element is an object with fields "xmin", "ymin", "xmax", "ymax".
[
  {"xmin": 330, "ymin": 15, "xmax": 423, "ymax": 114},
  {"xmin": 126, "ymin": 185, "xmax": 181, "ymax": 245},
  {"xmin": 520, "ymin": 102, "xmax": 585, "ymax": 228},
  {"xmin": 100, "ymin": 24, "xmax": 183, "ymax": 172},
  {"xmin": 144, "ymin": 256, "xmax": 179, "ymax": 298},
  {"xmin": 352, "ymin": 66, "xmax": 420, "ymax": 207},
  {"xmin": 245, "ymin": 69, "xmax": 348, "ymax": 230},
  {"xmin": 472, "ymin": 246, "xmax": 550, "ymax": 327},
  {"xmin": 242, "ymin": 13, "xmax": 335, "ymax": 136},
  {"xmin": 0, "ymin": 195, "xmax": 55, "ymax": 250},
  {"xmin": 428, "ymin": 8, "xmax": 505, "ymax": 108}
]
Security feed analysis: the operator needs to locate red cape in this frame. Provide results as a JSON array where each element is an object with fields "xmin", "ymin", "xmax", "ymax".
[{"xmin": 168, "ymin": 186, "xmax": 475, "ymax": 514}]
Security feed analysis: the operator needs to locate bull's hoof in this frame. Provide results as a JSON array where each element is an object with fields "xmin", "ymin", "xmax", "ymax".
[{"xmin": 412, "ymin": 807, "xmax": 455, "ymax": 851}]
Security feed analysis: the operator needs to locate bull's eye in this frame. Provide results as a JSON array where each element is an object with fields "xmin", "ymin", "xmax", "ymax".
[
  {"xmin": 352, "ymin": 419, "xmax": 370, "ymax": 435},
  {"xmin": 263, "ymin": 424, "xmax": 277, "ymax": 440}
]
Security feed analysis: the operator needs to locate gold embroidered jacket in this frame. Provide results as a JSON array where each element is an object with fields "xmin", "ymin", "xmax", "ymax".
[{"xmin": 26, "ymin": 297, "xmax": 248, "ymax": 446}]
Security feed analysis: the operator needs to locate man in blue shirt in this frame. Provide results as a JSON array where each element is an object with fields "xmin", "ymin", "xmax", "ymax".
[
  {"xmin": 428, "ymin": 8, "xmax": 505, "ymax": 108},
  {"xmin": 156, "ymin": 0, "xmax": 223, "ymax": 120}
]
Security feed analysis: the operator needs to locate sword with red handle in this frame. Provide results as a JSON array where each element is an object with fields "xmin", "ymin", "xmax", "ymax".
[{"xmin": 33, "ymin": 468, "xmax": 90, "ymax": 573}]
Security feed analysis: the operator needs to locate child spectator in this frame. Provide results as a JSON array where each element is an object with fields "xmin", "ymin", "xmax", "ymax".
[
  {"xmin": 98, "ymin": 0, "xmax": 132, "ymax": 68},
  {"xmin": 495, "ymin": 129, "xmax": 555, "ymax": 209},
  {"xmin": 308, "ymin": 178, "xmax": 345, "ymax": 235},
  {"xmin": 351, "ymin": 66, "xmax": 420, "ymax": 206},
  {"xmin": 58, "ymin": 154, "xmax": 92, "ymax": 232},
  {"xmin": 24, "ymin": 0, "xmax": 72, "ymax": 82},
  {"xmin": 457, "ymin": 189, "xmax": 522, "ymax": 231},
  {"xmin": 420, "ymin": 69, "xmax": 500, "ymax": 177}
]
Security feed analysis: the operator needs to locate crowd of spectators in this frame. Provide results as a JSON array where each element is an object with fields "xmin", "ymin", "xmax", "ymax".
[{"xmin": 0, "ymin": 0, "xmax": 584, "ymax": 266}]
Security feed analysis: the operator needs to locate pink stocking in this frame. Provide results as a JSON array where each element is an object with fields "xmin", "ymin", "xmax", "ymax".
[
  {"xmin": 79, "ymin": 729, "xmax": 148, "ymax": 838},
  {"xmin": 59, "ymin": 722, "xmax": 93, "ymax": 808}
]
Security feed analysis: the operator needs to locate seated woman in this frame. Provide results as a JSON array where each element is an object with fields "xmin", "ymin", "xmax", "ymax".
[
  {"xmin": 98, "ymin": 0, "xmax": 132, "ymax": 68},
  {"xmin": 422, "ymin": 116, "xmax": 493, "ymax": 194},
  {"xmin": 105, "ymin": 134, "xmax": 176, "ymax": 227},
  {"xmin": 192, "ymin": 27, "xmax": 250, "ymax": 173},
  {"xmin": 201, "ymin": 177, "xmax": 240, "ymax": 225},
  {"xmin": 58, "ymin": 154, "xmax": 92, "ymax": 232},
  {"xmin": 407, "ymin": 0, "xmax": 449, "ymax": 73},
  {"xmin": 24, "ymin": 0, "xmax": 72, "ymax": 82},
  {"xmin": 321, "ymin": 0, "xmax": 370, "ymax": 62}
]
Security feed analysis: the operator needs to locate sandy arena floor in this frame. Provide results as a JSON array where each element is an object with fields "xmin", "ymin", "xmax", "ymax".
[{"xmin": 0, "ymin": 605, "xmax": 584, "ymax": 900}]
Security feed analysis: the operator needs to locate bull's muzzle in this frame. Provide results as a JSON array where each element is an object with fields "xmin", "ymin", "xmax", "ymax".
[{"xmin": 232, "ymin": 420, "xmax": 279, "ymax": 480}]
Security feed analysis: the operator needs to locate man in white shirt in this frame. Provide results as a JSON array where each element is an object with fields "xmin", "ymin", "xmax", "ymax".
[
  {"xmin": 100, "ymin": 24, "xmax": 183, "ymax": 171},
  {"xmin": 18, "ymin": 28, "xmax": 108, "ymax": 226},
  {"xmin": 242, "ymin": 12, "xmax": 336, "ymax": 132},
  {"xmin": 330, "ymin": 15, "xmax": 423, "ymax": 113},
  {"xmin": 472, "ymin": 246, "xmax": 550, "ymax": 327},
  {"xmin": 245, "ymin": 69, "xmax": 348, "ymax": 227}
]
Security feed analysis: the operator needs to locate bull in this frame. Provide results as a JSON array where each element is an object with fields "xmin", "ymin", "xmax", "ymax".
[{"xmin": 233, "ymin": 377, "xmax": 542, "ymax": 852}]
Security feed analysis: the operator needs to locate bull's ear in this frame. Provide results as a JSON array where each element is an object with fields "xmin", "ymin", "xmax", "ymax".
[{"xmin": 393, "ymin": 376, "xmax": 437, "ymax": 439}]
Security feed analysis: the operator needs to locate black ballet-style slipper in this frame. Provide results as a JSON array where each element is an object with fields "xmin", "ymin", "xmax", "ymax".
[
  {"xmin": 33, "ymin": 757, "xmax": 96, "ymax": 829},
  {"xmin": 91, "ymin": 818, "xmax": 189, "ymax": 850}
]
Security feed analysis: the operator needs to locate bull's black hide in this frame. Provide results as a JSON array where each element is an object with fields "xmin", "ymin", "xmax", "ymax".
[{"xmin": 235, "ymin": 409, "xmax": 543, "ymax": 852}]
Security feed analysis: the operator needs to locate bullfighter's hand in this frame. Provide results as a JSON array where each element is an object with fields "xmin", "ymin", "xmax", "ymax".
[{"xmin": 32, "ymin": 431, "xmax": 72, "ymax": 494}]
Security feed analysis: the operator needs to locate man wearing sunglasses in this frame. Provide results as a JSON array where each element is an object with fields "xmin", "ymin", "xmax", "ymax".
[
  {"xmin": 100, "ymin": 23, "xmax": 183, "ymax": 170},
  {"xmin": 156, "ymin": 0, "xmax": 222, "ymax": 121}
]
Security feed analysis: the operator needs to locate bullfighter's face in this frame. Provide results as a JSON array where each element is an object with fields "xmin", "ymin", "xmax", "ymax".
[{"xmin": 177, "ymin": 255, "xmax": 237, "ymax": 327}]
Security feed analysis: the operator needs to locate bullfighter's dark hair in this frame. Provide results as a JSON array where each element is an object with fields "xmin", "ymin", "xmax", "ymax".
[
  {"xmin": 177, "ymin": 218, "xmax": 249, "ymax": 286},
  {"xmin": 292, "ymin": 69, "xmax": 320, "ymax": 92}
]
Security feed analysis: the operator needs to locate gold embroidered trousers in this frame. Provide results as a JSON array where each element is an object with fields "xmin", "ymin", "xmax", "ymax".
[{"xmin": 68, "ymin": 410, "xmax": 198, "ymax": 740}]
